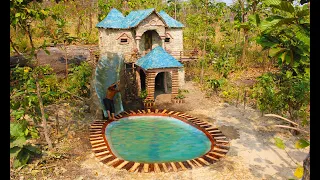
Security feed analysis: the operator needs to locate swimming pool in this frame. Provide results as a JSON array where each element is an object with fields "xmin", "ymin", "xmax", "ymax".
[
  {"xmin": 89, "ymin": 109, "xmax": 229, "ymax": 173},
  {"xmin": 106, "ymin": 116, "xmax": 211, "ymax": 163}
]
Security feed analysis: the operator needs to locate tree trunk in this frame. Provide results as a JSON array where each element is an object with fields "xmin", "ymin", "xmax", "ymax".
[
  {"xmin": 35, "ymin": 77, "xmax": 53, "ymax": 149},
  {"xmin": 238, "ymin": 0, "xmax": 247, "ymax": 65},
  {"xmin": 76, "ymin": 16, "xmax": 82, "ymax": 36},
  {"xmin": 302, "ymin": 151, "xmax": 310, "ymax": 180},
  {"xmin": 89, "ymin": 12, "xmax": 92, "ymax": 35},
  {"xmin": 26, "ymin": 24, "xmax": 35, "ymax": 50},
  {"xmin": 64, "ymin": 45, "xmax": 69, "ymax": 79},
  {"xmin": 174, "ymin": 0, "xmax": 177, "ymax": 19},
  {"xmin": 241, "ymin": 29, "xmax": 248, "ymax": 65},
  {"xmin": 200, "ymin": 0, "xmax": 208, "ymax": 85},
  {"xmin": 10, "ymin": 37, "xmax": 22, "ymax": 56},
  {"xmin": 200, "ymin": 62, "xmax": 204, "ymax": 84}
]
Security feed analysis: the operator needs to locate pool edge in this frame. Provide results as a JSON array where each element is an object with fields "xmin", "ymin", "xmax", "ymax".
[{"xmin": 89, "ymin": 108, "xmax": 230, "ymax": 173}]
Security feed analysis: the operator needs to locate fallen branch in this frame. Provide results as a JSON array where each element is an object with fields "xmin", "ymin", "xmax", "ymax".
[
  {"xmin": 272, "ymin": 125, "xmax": 309, "ymax": 134},
  {"xmin": 58, "ymin": 87, "xmax": 84, "ymax": 101},
  {"xmin": 34, "ymin": 164, "xmax": 57, "ymax": 170},
  {"xmin": 264, "ymin": 114, "xmax": 299, "ymax": 126}
]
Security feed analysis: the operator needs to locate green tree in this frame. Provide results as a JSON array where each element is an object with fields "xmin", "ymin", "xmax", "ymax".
[{"xmin": 254, "ymin": 0, "xmax": 310, "ymax": 129}]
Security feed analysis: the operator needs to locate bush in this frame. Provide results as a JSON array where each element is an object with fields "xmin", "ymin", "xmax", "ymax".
[
  {"xmin": 252, "ymin": 72, "xmax": 310, "ymax": 121},
  {"xmin": 212, "ymin": 51, "xmax": 237, "ymax": 78},
  {"xmin": 10, "ymin": 62, "xmax": 94, "ymax": 168},
  {"xmin": 10, "ymin": 120, "xmax": 41, "ymax": 169},
  {"xmin": 67, "ymin": 61, "xmax": 93, "ymax": 97},
  {"xmin": 139, "ymin": 89, "xmax": 147, "ymax": 100},
  {"xmin": 206, "ymin": 78, "xmax": 225, "ymax": 92}
]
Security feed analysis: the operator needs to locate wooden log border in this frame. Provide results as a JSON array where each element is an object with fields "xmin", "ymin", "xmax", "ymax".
[{"xmin": 89, "ymin": 108, "xmax": 230, "ymax": 173}]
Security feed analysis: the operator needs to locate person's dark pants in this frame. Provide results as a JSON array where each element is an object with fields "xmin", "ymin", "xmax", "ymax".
[{"xmin": 103, "ymin": 98, "xmax": 115, "ymax": 118}]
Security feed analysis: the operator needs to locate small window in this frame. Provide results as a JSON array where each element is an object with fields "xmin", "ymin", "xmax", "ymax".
[
  {"xmin": 165, "ymin": 38, "xmax": 170, "ymax": 42},
  {"xmin": 121, "ymin": 38, "xmax": 128, "ymax": 43}
]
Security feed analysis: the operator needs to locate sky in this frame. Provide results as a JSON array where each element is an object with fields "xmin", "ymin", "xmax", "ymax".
[{"xmin": 217, "ymin": 0, "xmax": 234, "ymax": 6}]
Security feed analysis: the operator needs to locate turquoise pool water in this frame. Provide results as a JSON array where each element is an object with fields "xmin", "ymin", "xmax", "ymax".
[{"xmin": 105, "ymin": 116, "xmax": 211, "ymax": 163}]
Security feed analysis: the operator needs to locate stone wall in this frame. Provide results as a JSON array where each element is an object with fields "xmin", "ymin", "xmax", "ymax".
[
  {"xmin": 98, "ymin": 29, "xmax": 136, "ymax": 55},
  {"xmin": 164, "ymin": 28, "xmax": 183, "ymax": 52}
]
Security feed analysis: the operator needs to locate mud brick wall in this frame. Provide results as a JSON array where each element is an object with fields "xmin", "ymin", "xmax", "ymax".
[
  {"xmin": 146, "ymin": 71, "xmax": 157, "ymax": 100},
  {"xmin": 171, "ymin": 69, "xmax": 179, "ymax": 99}
]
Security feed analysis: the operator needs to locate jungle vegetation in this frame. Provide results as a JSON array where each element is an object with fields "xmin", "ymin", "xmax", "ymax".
[{"xmin": 10, "ymin": 0, "xmax": 310, "ymax": 179}]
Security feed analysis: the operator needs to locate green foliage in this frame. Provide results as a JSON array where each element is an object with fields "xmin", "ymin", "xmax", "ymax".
[
  {"xmin": 10, "ymin": 0, "xmax": 50, "ymax": 27},
  {"xmin": 10, "ymin": 62, "xmax": 93, "ymax": 168},
  {"xmin": 252, "ymin": 73, "xmax": 281, "ymax": 114},
  {"xmin": 10, "ymin": 0, "xmax": 51, "ymax": 54},
  {"xmin": 206, "ymin": 78, "xmax": 225, "ymax": 92},
  {"xmin": 174, "ymin": 89, "xmax": 188, "ymax": 99},
  {"xmin": 139, "ymin": 89, "xmax": 148, "ymax": 100},
  {"xmin": 11, "ymin": 65, "xmax": 62, "ymax": 109},
  {"xmin": 175, "ymin": 92, "xmax": 185, "ymax": 100},
  {"xmin": 50, "ymin": 15, "xmax": 78, "ymax": 46},
  {"xmin": 212, "ymin": 51, "xmax": 237, "ymax": 78},
  {"xmin": 10, "ymin": 120, "xmax": 41, "ymax": 169},
  {"xmin": 273, "ymin": 136, "xmax": 309, "ymax": 179},
  {"xmin": 257, "ymin": 1, "xmax": 309, "ymax": 77},
  {"xmin": 67, "ymin": 62, "xmax": 93, "ymax": 97},
  {"xmin": 175, "ymin": 93, "xmax": 185, "ymax": 100},
  {"xmin": 295, "ymin": 139, "xmax": 310, "ymax": 149},
  {"xmin": 97, "ymin": 0, "xmax": 112, "ymax": 21},
  {"xmin": 274, "ymin": 137, "xmax": 286, "ymax": 149},
  {"xmin": 253, "ymin": 0, "xmax": 310, "ymax": 122},
  {"xmin": 253, "ymin": 71, "xmax": 309, "ymax": 118}
]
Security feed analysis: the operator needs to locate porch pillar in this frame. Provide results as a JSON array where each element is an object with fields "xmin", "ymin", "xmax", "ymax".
[
  {"xmin": 136, "ymin": 68, "xmax": 141, "ymax": 96},
  {"xmin": 136, "ymin": 36, "xmax": 141, "ymax": 54},
  {"xmin": 146, "ymin": 71, "xmax": 157, "ymax": 101},
  {"xmin": 171, "ymin": 69, "xmax": 179, "ymax": 99}
]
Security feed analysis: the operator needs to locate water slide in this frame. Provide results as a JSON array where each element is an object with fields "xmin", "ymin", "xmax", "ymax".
[{"xmin": 94, "ymin": 53, "xmax": 124, "ymax": 118}]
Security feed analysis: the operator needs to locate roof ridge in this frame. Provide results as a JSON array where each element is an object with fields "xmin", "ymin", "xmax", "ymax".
[
  {"xmin": 96, "ymin": 8, "xmax": 184, "ymax": 29},
  {"xmin": 135, "ymin": 46, "xmax": 182, "ymax": 70}
]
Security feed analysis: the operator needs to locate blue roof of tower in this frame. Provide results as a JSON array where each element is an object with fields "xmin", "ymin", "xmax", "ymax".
[
  {"xmin": 135, "ymin": 46, "xmax": 183, "ymax": 70},
  {"xmin": 96, "ymin": 8, "xmax": 127, "ymax": 29},
  {"xmin": 158, "ymin": 10, "xmax": 184, "ymax": 28},
  {"xmin": 96, "ymin": 8, "xmax": 184, "ymax": 29}
]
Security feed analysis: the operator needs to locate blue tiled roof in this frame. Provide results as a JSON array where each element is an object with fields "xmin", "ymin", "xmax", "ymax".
[
  {"xmin": 135, "ymin": 46, "xmax": 183, "ymax": 70},
  {"xmin": 158, "ymin": 10, "xmax": 184, "ymax": 28},
  {"xmin": 96, "ymin": 8, "xmax": 126, "ymax": 29},
  {"xmin": 96, "ymin": 8, "xmax": 184, "ymax": 29},
  {"xmin": 125, "ymin": 8, "xmax": 155, "ymax": 27}
]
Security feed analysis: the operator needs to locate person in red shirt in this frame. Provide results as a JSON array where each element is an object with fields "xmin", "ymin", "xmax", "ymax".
[{"xmin": 103, "ymin": 81, "xmax": 120, "ymax": 120}]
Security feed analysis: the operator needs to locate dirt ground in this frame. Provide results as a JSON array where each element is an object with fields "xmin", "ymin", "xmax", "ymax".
[{"xmin": 11, "ymin": 81, "xmax": 309, "ymax": 180}]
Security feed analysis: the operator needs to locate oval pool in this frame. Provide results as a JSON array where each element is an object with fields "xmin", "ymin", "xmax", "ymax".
[{"xmin": 105, "ymin": 116, "xmax": 212, "ymax": 163}]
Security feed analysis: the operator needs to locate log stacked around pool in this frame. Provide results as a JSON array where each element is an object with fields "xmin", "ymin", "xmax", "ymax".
[{"xmin": 89, "ymin": 109, "xmax": 230, "ymax": 173}]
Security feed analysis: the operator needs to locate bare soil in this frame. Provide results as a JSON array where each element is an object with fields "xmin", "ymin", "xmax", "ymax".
[{"xmin": 11, "ymin": 81, "xmax": 309, "ymax": 180}]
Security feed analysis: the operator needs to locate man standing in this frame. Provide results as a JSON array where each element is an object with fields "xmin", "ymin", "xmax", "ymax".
[{"xmin": 103, "ymin": 81, "xmax": 120, "ymax": 120}]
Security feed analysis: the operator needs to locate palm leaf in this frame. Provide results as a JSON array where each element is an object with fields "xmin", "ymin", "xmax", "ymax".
[
  {"xmin": 264, "ymin": 0, "xmax": 281, "ymax": 6},
  {"xmin": 269, "ymin": 47, "xmax": 286, "ymax": 57},
  {"xmin": 295, "ymin": 28, "xmax": 310, "ymax": 47}
]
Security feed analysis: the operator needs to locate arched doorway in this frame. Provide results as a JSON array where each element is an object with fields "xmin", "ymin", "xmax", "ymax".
[
  {"xmin": 140, "ymin": 69, "xmax": 146, "ymax": 91},
  {"xmin": 142, "ymin": 30, "xmax": 162, "ymax": 54},
  {"xmin": 154, "ymin": 72, "xmax": 172, "ymax": 99}
]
